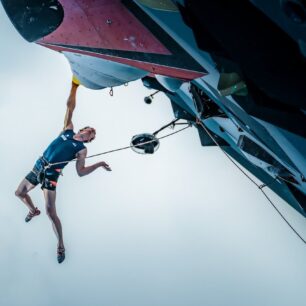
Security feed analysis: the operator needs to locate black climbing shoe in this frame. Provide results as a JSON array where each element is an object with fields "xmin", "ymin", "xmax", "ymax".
[
  {"xmin": 25, "ymin": 207, "xmax": 41, "ymax": 222},
  {"xmin": 57, "ymin": 247, "xmax": 65, "ymax": 264}
]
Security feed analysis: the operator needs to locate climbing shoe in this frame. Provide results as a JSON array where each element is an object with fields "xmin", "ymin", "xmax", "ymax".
[
  {"xmin": 25, "ymin": 207, "xmax": 41, "ymax": 223},
  {"xmin": 57, "ymin": 247, "xmax": 65, "ymax": 264}
]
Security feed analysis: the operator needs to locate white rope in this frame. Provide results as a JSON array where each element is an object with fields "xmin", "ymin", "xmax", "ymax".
[
  {"xmin": 196, "ymin": 118, "xmax": 306, "ymax": 245},
  {"xmin": 47, "ymin": 124, "xmax": 191, "ymax": 168}
]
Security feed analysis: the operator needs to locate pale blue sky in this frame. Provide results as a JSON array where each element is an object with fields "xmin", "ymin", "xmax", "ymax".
[{"xmin": 1, "ymin": 5, "xmax": 306, "ymax": 306}]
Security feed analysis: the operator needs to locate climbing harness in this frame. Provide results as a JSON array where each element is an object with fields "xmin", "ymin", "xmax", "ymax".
[
  {"xmin": 31, "ymin": 156, "xmax": 49, "ymax": 184},
  {"xmin": 31, "ymin": 156, "xmax": 63, "ymax": 189}
]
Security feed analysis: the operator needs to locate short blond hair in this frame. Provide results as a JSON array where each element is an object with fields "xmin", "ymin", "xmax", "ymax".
[{"xmin": 79, "ymin": 126, "xmax": 96, "ymax": 143}]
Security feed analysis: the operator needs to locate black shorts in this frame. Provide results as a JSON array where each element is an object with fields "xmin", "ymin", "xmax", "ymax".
[{"xmin": 25, "ymin": 159, "xmax": 61, "ymax": 191}]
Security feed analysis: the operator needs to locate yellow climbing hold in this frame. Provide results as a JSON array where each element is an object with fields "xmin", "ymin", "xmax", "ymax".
[{"xmin": 72, "ymin": 75, "xmax": 81, "ymax": 85}]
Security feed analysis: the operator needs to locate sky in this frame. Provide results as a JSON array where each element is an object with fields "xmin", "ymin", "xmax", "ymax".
[{"xmin": 1, "ymin": 4, "xmax": 306, "ymax": 306}]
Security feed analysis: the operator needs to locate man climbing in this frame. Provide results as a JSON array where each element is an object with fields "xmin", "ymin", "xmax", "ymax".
[{"xmin": 15, "ymin": 79, "xmax": 111, "ymax": 264}]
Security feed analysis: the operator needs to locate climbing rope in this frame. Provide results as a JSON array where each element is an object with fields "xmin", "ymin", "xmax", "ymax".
[
  {"xmin": 45, "ymin": 110, "xmax": 305, "ymax": 243},
  {"xmin": 47, "ymin": 123, "xmax": 191, "ymax": 168},
  {"xmin": 195, "ymin": 117, "xmax": 306, "ymax": 245}
]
